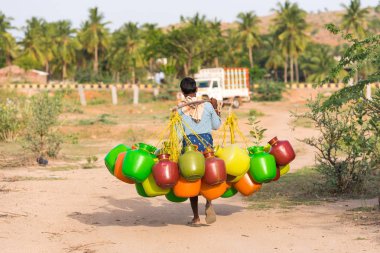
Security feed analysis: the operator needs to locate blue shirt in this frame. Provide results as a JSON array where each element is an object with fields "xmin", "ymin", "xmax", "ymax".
[{"xmin": 178, "ymin": 102, "xmax": 221, "ymax": 135}]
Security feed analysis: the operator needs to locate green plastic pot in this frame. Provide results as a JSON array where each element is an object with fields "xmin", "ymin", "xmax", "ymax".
[
  {"xmin": 165, "ymin": 189, "xmax": 188, "ymax": 203},
  {"xmin": 178, "ymin": 145, "xmax": 205, "ymax": 181},
  {"xmin": 104, "ymin": 144, "xmax": 130, "ymax": 175},
  {"xmin": 248, "ymin": 146, "xmax": 277, "ymax": 183},
  {"xmin": 122, "ymin": 143, "xmax": 157, "ymax": 183},
  {"xmin": 221, "ymin": 186, "xmax": 238, "ymax": 198},
  {"xmin": 135, "ymin": 183, "xmax": 153, "ymax": 198}
]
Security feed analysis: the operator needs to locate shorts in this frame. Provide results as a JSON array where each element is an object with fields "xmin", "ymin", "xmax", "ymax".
[{"xmin": 182, "ymin": 133, "xmax": 213, "ymax": 152}]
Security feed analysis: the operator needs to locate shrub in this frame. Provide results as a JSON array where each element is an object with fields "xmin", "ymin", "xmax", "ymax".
[
  {"xmin": 253, "ymin": 81, "xmax": 285, "ymax": 101},
  {"xmin": 23, "ymin": 92, "xmax": 64, "ymax": 158},
  {"xmin": 0, "ymin": 98, "xmax": 27, "ymax": 142}
]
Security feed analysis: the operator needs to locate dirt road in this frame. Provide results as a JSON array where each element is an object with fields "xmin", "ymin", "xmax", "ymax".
[
  {"xmin": 0, "ymin": 167, "xmax": 379, "ymax": 253},
  {"xmin": 1, "ymin": 92, "xmax": 379, "ymax": 253}
]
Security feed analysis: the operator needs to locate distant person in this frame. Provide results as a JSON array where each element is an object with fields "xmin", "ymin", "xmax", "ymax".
[{"xmin": 177, "ymin": 77, "xmax": 221, "ymax": 226}]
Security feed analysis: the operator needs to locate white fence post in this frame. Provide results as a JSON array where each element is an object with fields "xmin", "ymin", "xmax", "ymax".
[
  {"xmin": 78, "ymin": 85, "xmax": 86, "ymax": 106},
  {"xmin": 153, "ymin": 87, "xmax": 159, "ymax": 97},
  {"xmin": 366, "ymin": 84, "xmax": 372, "ymax": 100},
  {"xmin": 132, "ymin": 84, "xmax": 139, "ymax": 105},
  {"xmin": 111, "ymin": 85, "xmax": 118, "ymax": 105}
]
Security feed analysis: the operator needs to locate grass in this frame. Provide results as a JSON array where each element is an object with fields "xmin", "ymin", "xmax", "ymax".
[
  {"xmin": 290, "ymin": 117, "xmax": 314, "ymax": 128},
  {"xmin": 246, "ymin": 167, "xmax": 324, "ymax": 210},
  {"xmin": 248, "ymin": 109, "xmax": 265, "ymax": 117},
  {"xmin": 343, "ymin": 205, "xmax": 380, "ymax": 227},
  {"xmin": 246, "ymin": 167, "xmax": 380, "ymax": 210},
  {"xmin": 1, "ymin": 176, "xmax": 66, "ymax": 182},
  {"xmin": 77, "ymin": 114, "xmax": 117, "ymax": 126}
]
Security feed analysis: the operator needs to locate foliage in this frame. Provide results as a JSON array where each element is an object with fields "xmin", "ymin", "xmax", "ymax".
[
  {"xmin": 248, "ymin": 115, "xmax": 267, "ymax": 146},
  {"xmin": 341, "ymin": 0, "xmax": 369, "ymax": 39},
  {"xmin": 295, "ymin": 25, "xmax": 380, "ymax": 194},
  {"xmin": 253, "ymin": 81, "xmax": 285, "ymax": 101},
  {"xmin": 296, "ymin": 96, "xmax": 378, "ymax": 193},
  {"xmin": 78, "ymin": 114, "xmax": 116, "ymax": 126},
  {"xmin": 82, "ymin": 155, "xmax": 98, "ymax": 169},
  {"xmin": 0, "ymin": 98, "xmax": 26, "ymax": 142},
  {"xmin": 23, "ymin": 93, "xmax": 64, "ymax": 158}
]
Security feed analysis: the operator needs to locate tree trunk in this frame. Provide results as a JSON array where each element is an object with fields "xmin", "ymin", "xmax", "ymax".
[
  {"xmin": 62, "ymin": 62, "xmax": 67, "ymax": 80},
  {"xmin": 284, "ymin": 55, "xmax": 288, "ymax": 83},
  {"xmin": 94, "ymin": 45, "xmax": 99, "ymax": 75},
  {"xmin": 45, "ymin": 61, "xmax": 49, "ymax": 74},
  {"xmin": 295, "ymin": 57, "xmax": 299, "ymax": 83},
  {"xmin": 290, "ymin": 56, "xmax": 294, "ymax": 83},
  {"xmin": 248, "ymin": 46, "xmax": 254, "ymax": 68},
  {"xmin": 5, "ymin": 54, "xmax": 12, "ymax": 66},
  {"xmin": 131, "ymin": 67, "xmax": 136, "ymax": 84},
  {"xmin": 184, "ymin": 63, "xmax": 188, "ymax": 76},
  {"xmin": 214, "ymin": 57, "xmax": 219, "ymax": 67},
  {"xmin": 274, "ymin": 67, "xmax": 278, "ymax": 82}
]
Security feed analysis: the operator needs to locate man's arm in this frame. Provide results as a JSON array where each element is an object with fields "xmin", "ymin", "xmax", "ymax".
[{"xmin": 207, "ymin": 101, "xmax": 221, "ymax": 130}]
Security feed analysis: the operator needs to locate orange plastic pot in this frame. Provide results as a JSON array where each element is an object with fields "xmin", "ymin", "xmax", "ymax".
[
  {"xmin": 234, "ymin": 173, "xmax": 262, "ymax": 196},
  {"xmin": 200, "ymin": 181, "xmax": 228, "ymax": 201},
  {"xmin": 114, "ymin": 152, "xmax": 135, "ymax": 184},
  {"xmin": 173, "ymin": 176, "xmax": 201, "ymax": 198}
]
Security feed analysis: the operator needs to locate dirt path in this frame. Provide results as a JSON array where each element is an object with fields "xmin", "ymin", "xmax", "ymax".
[{"xmin": 0, "ymin": 168, "xmax": 379, "ymax": 253}]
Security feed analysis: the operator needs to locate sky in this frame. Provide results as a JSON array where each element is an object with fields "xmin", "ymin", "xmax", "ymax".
[{"xmin": 2, "ymin": 0, "xmax": 379, "ymax": 39}]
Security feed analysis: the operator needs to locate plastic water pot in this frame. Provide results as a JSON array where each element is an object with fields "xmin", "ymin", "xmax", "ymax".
[
  {"xmin": 152, "ymin": 154, "xmax": 179, "ymax": 189},
  {"xmin": 221, "ymin": 186, "xmax": 238, "ymax": 198},
  {"xmin": 234, "ymin": 173, "xmax": 262, "ymax": 196},
  {"xmin": 165, "ymin": 189, "xmax": 188, "ymax": 203},
  {"xmin": 214, "ymin": 144, "xmax": 250, "ymax": 177},
  {"xmin": 248, "ymin": 146, "xmax": 277, "ymax": 183},
  {"xmin": 135, "ymin": 183, "xmax": 152, "ymax": 197},
  {"xmin": 114, "ymin": 152, "xmax": 135, "ymax": 184},
  {"xmin": 178, "ymin": 145, "xmax": 205, "ymax": 181},
  {"xmin": 200, "ymin": 181, "xmax": 228, "ymax": 201},
  {"xmin": 203, "ymin": 149, "xmax": 227, "ymax": 185},
  {"xmin": 279, "ymin": 164, "xmax": 290, "ymax": 176},
  {"xmin": 268, "ymin": 137, "xmax": 296, "ymax": 166},
  {"xmin": 173, "ymin": 176, "xmax": 201, "ymax": 198},
  {"xmin": 122, "ymin": 143, "xmax": 157, "ymax": 183},
  {"xmin": 104, "ymin": 144, "xmax": 130, "ymax": 174},
  {"xmin": 142, "ymin": 174, "xmax": 170, "ymax": 197}
]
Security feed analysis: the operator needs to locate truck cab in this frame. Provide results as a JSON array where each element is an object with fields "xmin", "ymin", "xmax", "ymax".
[{"xmin": 196, "ymin": 78, "xmax": 223, "ymax": 101}]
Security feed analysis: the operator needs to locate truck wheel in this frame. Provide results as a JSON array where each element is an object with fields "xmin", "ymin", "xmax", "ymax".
[{"xmin": 232, "ymin": 98, "xmax": 240, "ymax": 109}]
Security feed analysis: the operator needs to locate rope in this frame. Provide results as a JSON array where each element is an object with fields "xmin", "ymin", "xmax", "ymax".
[{"xmin": 219, "ymin": 108, "xmax": 249, "ymax": 148}]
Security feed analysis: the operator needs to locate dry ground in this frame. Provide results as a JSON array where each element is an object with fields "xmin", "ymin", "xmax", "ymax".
[{"xmin": 0, "ymin": 89, "xmax": 379, "ymax": 253}]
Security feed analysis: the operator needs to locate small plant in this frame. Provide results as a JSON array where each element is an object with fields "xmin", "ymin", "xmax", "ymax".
[
  {"xmin": 248, "ymin": 116, "xmax": 267, "ymax": 146},
  {"xmin": 0, "ymin": 99, "xmax": 27, "ymax": 142},
  {"xmin": 78, "ymin": 114, "xmax": 116, "ymax": 126},
  {"xmin": 23, "ymin": 92, "xmax": 64, "ymax": 159},
  {"xmin": 83, "ymin": 155, "xmax": 98, "ymax": 169},
  {"xmin": 253, "ymin": 81, "xmax": 285, "ymax": 101},
  {"xmin": 248, "ymin": 109, "xmax": 265, "ymax": 117}
]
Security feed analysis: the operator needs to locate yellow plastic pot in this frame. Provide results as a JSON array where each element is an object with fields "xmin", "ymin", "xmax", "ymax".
[
  {"xmin": 279, "ymin": 164, "xmax": 290, "ymax": 176},
  {"xmin": 214, "ymin": 144, "xmax": 250, "ymax": 177},
  {"xmin": 142, "ymin": 174, "xmax": 170, "ymax": 197}
]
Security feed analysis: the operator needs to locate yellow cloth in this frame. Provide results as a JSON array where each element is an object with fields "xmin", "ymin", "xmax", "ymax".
[{"xmin": 179, "ymin": 96, "xmax": 205, "ymax": 123}]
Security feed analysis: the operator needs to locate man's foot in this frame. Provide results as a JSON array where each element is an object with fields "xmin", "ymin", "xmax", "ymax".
[
  {"xmin": 187, "ymin": 217, "xmax": 201, "ymax": 227},
  {"xmin": 205, "ymin": 204, "xmax": 216, "ymax": 224}
]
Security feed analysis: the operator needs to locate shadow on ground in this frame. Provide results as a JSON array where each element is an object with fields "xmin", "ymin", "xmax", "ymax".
[{"xmin": 68, "ymin": 197, "xmax": 244, "ymax": 227}]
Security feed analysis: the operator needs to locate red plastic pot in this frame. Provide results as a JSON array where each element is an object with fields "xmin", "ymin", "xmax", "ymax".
[
  {"xmin": 268, "ymin": 137, "xmax": 296, "ymax": 166},
  {"xmin": 203, "ymin": 149, "xmax": 227, "ymax": 186},
  {"xmin": 152, "ymin": 154, "xmax": 179, "ymax": 189}
]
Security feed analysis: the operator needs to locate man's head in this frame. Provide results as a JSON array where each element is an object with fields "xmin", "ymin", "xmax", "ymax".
[{"xmin": 180, "ymin": 77, "xmax": 197, "ymax": 96}]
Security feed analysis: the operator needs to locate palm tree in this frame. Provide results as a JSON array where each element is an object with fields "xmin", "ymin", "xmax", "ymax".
[
  {"xmin": 141, "ymin": 23, "xmax": 163, "ymax": 75},
  {"xmin": 79, "ymin": 7, "xmax": 110, "ymax": 75},
  {"xmin": 236, "ymin": 11, "xmax": 261, "ymax": 68},
  {"xmin": 21, "ymin": 17, "xmax": 46, "ymax": 69},
  {"xmin": 52, "ymin": 21, "xmax": 81, "ymax": 80},
  {"xmin": 109, "ymin": 22, "xmax": 142, "ymax": 83},
  {"xmin": 264, "ymin": 36, "xmax": 284, "ymax": 81},
  {"xmin": 272, "ymin": 1, "xmax": 308, "ymax": 83},
  {"xmin": 341, "ymin": 0, "xmax": 369, "ymax": 39},
  {"xmin": 0, "ymin": 12, "xmax": 17, "ymax": 66}
]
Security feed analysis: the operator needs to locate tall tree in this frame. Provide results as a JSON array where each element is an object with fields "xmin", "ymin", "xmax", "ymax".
[
  {"xmin": 264, "ymin": 35, "xmax": 284, "ymax": 81},
  {"xmin": 109, "ymin": 22, "xmax": 143, "ymax": 83},
  {"xmin": 140, "ymin": 23, "xmax": 163, "ymax": 76},
  {"xmin": 236, "ymin": 11, "xmax": 261, "ymax": 68},
  {"xmin": 21, "ymin": 17, "xmax": 46, "ymax": 69},
  {"xmin": 52, "ymin": 21, "xmax": 81, "ymax": 80},
  {"xmin": 0, "ymin": 12, "xmax": 17, "ymax": 66},
  {"xmin": 79, "ymin": 7, "xmax": 110, "ymax": 75},
  {"xmin": 341, "ymin": 0, "xmax": 369, "ymax": 39},
  {"xmin": 272, "ymin": 1, "xmax": 308, "ymax": 83}
]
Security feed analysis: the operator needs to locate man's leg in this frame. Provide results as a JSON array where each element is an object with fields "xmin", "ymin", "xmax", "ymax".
[
  {"xmin": 189, "ymin": 196, "xmax": 200, "ymax": 224},
  {"xmin": 205, "ymin": 200, "xmax": 216, "ymax": 224}
]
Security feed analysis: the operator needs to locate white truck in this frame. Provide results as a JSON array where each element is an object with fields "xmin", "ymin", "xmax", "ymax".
[{"xmin": 194, "ymin": 68, "xmax": 251, "ymax": 108}]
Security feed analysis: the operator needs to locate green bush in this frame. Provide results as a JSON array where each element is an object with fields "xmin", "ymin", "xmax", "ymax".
[
  {"xmin": 23, "ymin": 93, "xmax": 64, "ymax": 158},
  {"xmin": 0, "ymin": 98, "xmax": 27, "ymax": 142},
  {"xmin": 253, "ymin": 82, "xmax": 285, "ymax": 101}
]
